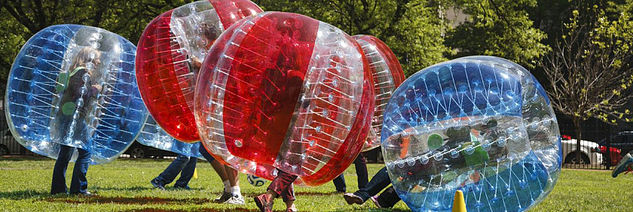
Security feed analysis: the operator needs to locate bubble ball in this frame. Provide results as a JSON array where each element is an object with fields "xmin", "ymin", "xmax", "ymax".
[
  {"xmin": 352, "ymin": 35, "xmax": 406, "ymax": 152},
  {"xmin": 137, "ymin": 115, "xmax": 202, "ymax": 158},
  {"xmin": 4, "ymin": 25, "xmax": 148, "ymax": 164},
  {"xmin": 381, "ymin": 56, "xmax": 561, "ymax": 211},
  {"xmin": 136, "ymin": 0, "xmax": 262, "ymax": 142},
  {"xmin": 194, "ymin": 12, "xmax": 375, "ymax": 186},
  {"xmin": 247, "ymin": 174, "xmax": 267, "ymax": 187}
]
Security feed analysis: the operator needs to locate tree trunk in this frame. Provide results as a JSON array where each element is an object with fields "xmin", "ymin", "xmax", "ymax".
[{"xmin": 572, "ymin": 117, "xmax": 583, "ymax": 168}]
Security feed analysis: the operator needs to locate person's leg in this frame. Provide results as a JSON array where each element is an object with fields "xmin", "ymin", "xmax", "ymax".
[
  {"xmin": 281, "ymin": 183, "xmax": 296, "ymax": 212},
  {"xmin": 69, "ymin": 147, "xmax": 91, "ymax": 194},
  {"xmin": 199, "ymin": 145, "xmax": 228, "ymax": 181},
  {"xmin": 224, "ymin": 165, "xmax": 244, "ymax": 204},
  {"xmin": 226, "ymin": 165, "xmax": 239, "ymax": 188},
  {"xmin": 199, "ymin": 144, "xmax": 236, "ymax": 202},
  {"xmin": 371, "ymin": 186, "xmax": 400, "ymax": 208},
  {"xmin": 332, "ymin": 174, "xmax": 346, "ymax": 192},
  {"xmin": 344, "ymin": 167, "xmax": 391, "ymax": 204},
  {"xmin": 255, "ymin": 169, "xmax": 298, "ymax": 212},
  {"xmin": 152, "ymin": 155, "xmax": 190, "ymax": 189},
  {"xmin": 51, "ymin": 145, "xmax": 74, "ymax": 194},
  {"xmin": 174, "ymin": 157, "xmax": 197, "ymax": 189},
  {"xmin": 354, "ymin": 153, "xmax": 369, "ymax": 190}
]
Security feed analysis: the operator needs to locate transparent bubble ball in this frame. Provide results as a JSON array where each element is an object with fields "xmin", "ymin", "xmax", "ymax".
[
  {"xmin": 5, "ymin": 25, "xmax": 148, "ymax": 164},
  {"xmin": 381, "ymin": 56, "xmax": 561, "ymax": 212},
  {"xmin": 135, "ymin": 0, "xmax": 262, "ymax": 142},
  {"xmin": 136, "ymin": 115, "xmax": 202, "ymax": 158},
  {"xmin": 194, "ymin": 12, "xmax": 374, "ymax": 186}
]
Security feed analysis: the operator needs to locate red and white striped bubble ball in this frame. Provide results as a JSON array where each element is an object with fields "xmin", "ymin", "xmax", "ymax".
[
  {"xmin": 136, "ymin": 0, "xmax": 262, "ymax": 142},
  {"xmin": 353, "ymin": 35, "xmax": 406, "ymax": 152},
  {"xmin": 194, "ymin": 12, "xmax": 375, "ymax": 186}
]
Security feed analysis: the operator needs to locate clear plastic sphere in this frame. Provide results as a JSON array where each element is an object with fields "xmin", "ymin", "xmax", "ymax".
[
  {"xmin": 353, "ymin": 35, "xmax": 405, "ymax": 152},
  {"xmin": 137, "ymin": 115, "xmax": 202, "ymax": 158},
  {"xmin": 136, "ymin": 0, "xmax": 262, "ymax": 142},
  {"xmin": 5, "ymin": 25, "xmax": 148, "ymax": 164},
  {"xmin": 381, "ymin": 56, "xmax": 561, "ymax": 211},
  {"xmin": 194, "ymin": 12, "xmax": 375, "ymax": 186}
]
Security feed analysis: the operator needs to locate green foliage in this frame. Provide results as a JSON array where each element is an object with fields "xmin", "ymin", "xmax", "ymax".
[
  {"xmin": 0, "ymin": 0, "xmax": 194, "ymax": 101},
  {"xmin": 446, "ymin": 0, "xmax": 550, "ymax": 68},
  {"xmin": 542, "ymin": 1, "xmax": 633, "ymax": 126},
  {"xmin": 255, "ymin": 0, "xmax": 453, "ymax": 76}
]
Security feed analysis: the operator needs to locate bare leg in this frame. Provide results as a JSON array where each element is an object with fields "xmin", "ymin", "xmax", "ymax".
[
  {"xmin": 209, "ymin": 160, "xmax": 228, "ymax": 182},
  {"xmin": 225, "ymin": 165, "xmax": 239, "ymax": 186}
]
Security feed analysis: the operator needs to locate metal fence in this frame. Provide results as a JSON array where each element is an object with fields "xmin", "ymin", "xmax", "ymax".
[{"xmin": 560, "ymin": 137, "xmax": 611, "ymax": 170}]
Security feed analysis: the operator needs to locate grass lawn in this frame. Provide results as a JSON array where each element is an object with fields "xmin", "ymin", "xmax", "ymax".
[{"xmin": 0, "ymin": 157, "xmax": 631, "ymax": 211}]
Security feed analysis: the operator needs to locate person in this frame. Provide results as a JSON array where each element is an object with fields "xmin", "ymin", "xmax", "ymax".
[
  {"xmin": 50, "ymin": 47, "xmax": 103, "ymax": 195},
  {"xmin": 254, "ymin": 169, "xmax": 298, "ymax": 212},
  {"xmin": 150, "ymin": 144, "xmax": 244, "ymax": 204},
  {"xmin": 199, "ymin": 144, "xmax": 244, "ymax": 204},
  {"xmin": 343, "ymin": 167, "xmax": 401, "ymax": 208},
  {"xmin": 612, "ymin": 151, "xmax": 633, "ymax": 178},
  {"xmin": 332, "ymin": 152, "xmax": 369, "ymax": 193},
  {"xmin": 150, "ymin": 153, "xmax": 198, "ymax": 190}
]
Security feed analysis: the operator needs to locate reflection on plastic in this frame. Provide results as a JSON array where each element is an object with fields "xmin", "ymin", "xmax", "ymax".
[
  {"xmin": 352, "ymin": 35, "xmax": 405, "ymax": 152},
  {"xmin": 136, "ymin": 0, "xmax": 262, "ymax": 142},
  {"xmin": 5, "ymin": 25, "xmax": 148, "ymax": 164},
  {"xmin": 381, "ymin": 56, "xmax": 561, "ymax": 211},
  {"xmin": 137, "ymin": 115, "xmax": 202, "ymax": 158},
  {"xmin": 194, "ymin": 12, "xmax": 375, "ymax": 186}
]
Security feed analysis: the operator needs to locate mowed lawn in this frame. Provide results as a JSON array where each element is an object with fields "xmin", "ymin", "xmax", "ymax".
[{"xmin": 0, "ymin": 157, "xmax": 631, "ymax": 211}]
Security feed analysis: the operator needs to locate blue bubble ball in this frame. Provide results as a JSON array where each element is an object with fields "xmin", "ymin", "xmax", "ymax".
[
  {"xmin": 381, "ymin": 56, "xmax": 561, "ymax": 212},
  {"xmin": 4, "ymin": 25, "xmax": 148, "ymax": 164}
]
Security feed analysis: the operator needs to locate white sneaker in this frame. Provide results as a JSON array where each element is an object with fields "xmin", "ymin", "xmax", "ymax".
[{"xmin": 224, "ymin": 194, "xmax": 245, "ymax": 205}]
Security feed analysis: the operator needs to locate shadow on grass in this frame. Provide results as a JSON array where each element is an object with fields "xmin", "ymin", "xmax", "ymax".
[
  {"xmin": 46, "ymin": 196, "xmax": 261, "ymax": 212},
  {"xmin": 91, "ymin": 186, "xmax": 203, "ymax": 192},
  {"xmin": 239, "ymin": 191, "xmax": 343, "ymax": 197},
  {"xmin": 0, "ymin": 155, "xmax": 50, "ymax": 161},
  {"xmin": 119, "ymin": 207, "xmax": 257, "ymax": 212},
  {"xmin": 0, "ymin": 190, "xmax": 50, "ymax": 200},
  {"xmin": 332, "ymin": 209, "xmax": 410, "ymax": 212},
  {"xmin": 44, "ymin": 196, "xmax": 211, "ymax": 205}
]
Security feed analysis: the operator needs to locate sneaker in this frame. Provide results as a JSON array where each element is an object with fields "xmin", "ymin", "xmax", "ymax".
[
  {"xmin": 370, "ymin": 195, "xmax": 382, "ymax": 208},
  {"xmin": 150, "ymin": 179, "xmax": 166, "ymax": 190},
  {"xmin": 612, "ymin": 153, "xmax": 633, "ymax": 178},
  {"xmin": 286, "ymin": 206, "xmax": 298, "ymax": 212},
  {"xmin": 254, "ymin": 194, "xmax": 274, "ymax": 212},
  {"xmin": 213, "ymin": 191, "xmax": 232, "ymax": 203},
  {"xmin": 224, "ymin": 194, "xmax": 245, "ymax": 205},
  {"xmin": 343, "ymin": 193, "xmax": 364, "ymax": 205}
]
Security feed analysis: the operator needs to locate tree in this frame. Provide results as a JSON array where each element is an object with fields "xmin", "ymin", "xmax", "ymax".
[
  {"xmin": 0, "ymin": 0, "xmax": 192, "ymax": 101},
  {"xmin": 541, "ymin": 4, "xmax": 633, "ymax": 164},
  {"xmin": 254, "ymin": 0, "xmax": 453, "ymax": 76},
  {"xmin": 446, "ymin": 0, "xmax": 550, "ymax": 69}
]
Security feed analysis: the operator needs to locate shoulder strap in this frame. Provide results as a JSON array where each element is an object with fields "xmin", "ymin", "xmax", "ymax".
[{"xmin": 69, "ymin": 66, "xmax": 86, "ymax": 77}]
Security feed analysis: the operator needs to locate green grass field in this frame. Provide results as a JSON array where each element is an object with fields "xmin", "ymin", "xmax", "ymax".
[{"xmin": 0, "ymin": 157, "xmax": 631, "ymax": 211}]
